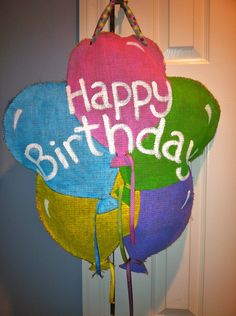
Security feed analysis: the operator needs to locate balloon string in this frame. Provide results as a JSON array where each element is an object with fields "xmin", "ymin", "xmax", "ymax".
[
  {"xmin": 118, "ymin": 185, "xmax": 129, "ymax": 263},
  {"xmin": 126, "ymin": 154, "xmax": 135, "ymax": 244},
  {"xmin": 126, "ymin": 260, "xmax": 134, "ymax": 316},
  {"xmin": 109, "ymin": 261, "xmax": 115, "ymax": 305},
  {"xmin": 94, "ymin": 211, "xmax": 102, "ymax": 277}
]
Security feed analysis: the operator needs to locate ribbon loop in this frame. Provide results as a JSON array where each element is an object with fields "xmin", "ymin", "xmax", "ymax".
[{"xmin": 91, "ymin": 2, "xmax": 147, "ymax": 46}]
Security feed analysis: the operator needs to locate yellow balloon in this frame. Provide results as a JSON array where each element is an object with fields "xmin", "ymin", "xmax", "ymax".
[{"xmin": 36, "ymin": 174, "xmax": 140, "ymax": 270}]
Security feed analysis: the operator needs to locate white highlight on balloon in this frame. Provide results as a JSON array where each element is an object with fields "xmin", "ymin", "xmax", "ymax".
[
  {"xmin": 126, "ymin": 41, "xmax": 145, "ymax": 52},
  {"xmin": 44, "ymin": 199, "xmax": 51, "ymax": 218},
  {"xmin": 181, "ymin": 190, "xmax": 191, "ymax": 210},
  {"xmin": 189, "ymin": 148, "xmax": 199, "ymax": 160},
  {"xmin": 205, "ymin": 104, "xmax": 212, "ymax": 124},
  {"xmin": 14, "ymin": 109, "xmax": 23, "ymax": 130}
]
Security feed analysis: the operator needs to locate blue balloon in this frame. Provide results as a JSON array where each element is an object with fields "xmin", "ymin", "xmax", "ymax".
[{"xmin": 4, "ymin": 82, "xmax": 118, "ymax": 213}]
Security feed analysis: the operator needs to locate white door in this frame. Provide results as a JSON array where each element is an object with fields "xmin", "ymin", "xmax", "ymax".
[{"xmin": 80, "ymin": 1, "xmax": 236, "ymax": 315}]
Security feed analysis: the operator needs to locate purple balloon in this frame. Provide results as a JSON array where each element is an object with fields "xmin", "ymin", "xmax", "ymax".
[{"xmin": 121, "ymin": 174, "xmax": 193, "ymax": 273}]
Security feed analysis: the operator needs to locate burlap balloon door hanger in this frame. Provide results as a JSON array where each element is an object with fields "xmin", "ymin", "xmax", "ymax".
[
  {"xmin": 66, "ymin": 2, "xmax": 220, "ymax": 315},
  {"xmin": 3, "ymin": 1, "xmax": 220, "ymax": 316}
]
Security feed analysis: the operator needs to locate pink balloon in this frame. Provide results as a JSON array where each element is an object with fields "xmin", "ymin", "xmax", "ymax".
[{"xmin": 67, "ymin": 33, "xmax": 171, "ymax": 160}]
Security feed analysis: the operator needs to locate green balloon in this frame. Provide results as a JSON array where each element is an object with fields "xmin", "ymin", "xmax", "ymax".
[{"xmin": 120, "ymin": 77, "xmax": 220, "ymax": 195}]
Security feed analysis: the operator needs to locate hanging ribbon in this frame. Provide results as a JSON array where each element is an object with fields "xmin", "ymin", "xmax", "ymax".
[
  {"xmin": 91, "ymin": 1, "xmax": 147, "ymax": 46},
  {"xmin": 122, "ymin": 2, "xmax": 147, "ymax": 45},
  {"xmin": 91, "ymin": 1, "xmax": 115, "ymax": 44}
]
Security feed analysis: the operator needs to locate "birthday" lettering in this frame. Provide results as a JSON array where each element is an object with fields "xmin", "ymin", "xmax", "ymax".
[{"xmin": 24, "ymin": 115, "xmax": 194, "ymax": 182}]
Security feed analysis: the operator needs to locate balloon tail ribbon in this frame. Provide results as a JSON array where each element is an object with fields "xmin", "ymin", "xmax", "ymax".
[
  {"xmin": 118, "ymin": 185, "xmax": 133, "ymax": 316},
  {"xmin": 118, "ymin": 185, "xmax": 128, "ymax": 263},
  {"xmin": 94, "ymin": 211, "xmax": 102, "ymax": 277},
  {"xmin": 126, "ymin": 154, "xmax": 135, "ymax": 244},
  {"xmin": 126, "ymin": 260, "xmax": 134, "ymax": 316},
  {"xmin": 109, "ymin": 261, "xmax": 115, "ymax": 307},
  {"xmin": 125, "ymin": 155, "xmax": 135, "ymax": 315},
  {"xmin": 111, "ymin": 154, "xmax": 136, "ymax": 244},
  {"xmin": 119, "ymin": 259, "xmax": 148, "ymax": 274}
]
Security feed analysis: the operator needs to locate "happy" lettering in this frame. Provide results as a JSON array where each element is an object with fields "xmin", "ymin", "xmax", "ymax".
[{"xmin": 66, "ymin": 78, "xmax": 172, "ymax": 120}]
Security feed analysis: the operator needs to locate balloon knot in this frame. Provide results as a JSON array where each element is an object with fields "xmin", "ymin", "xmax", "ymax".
[{"xmin": 111, "ymin": 154, "xmax": 131, "ymax": 168}]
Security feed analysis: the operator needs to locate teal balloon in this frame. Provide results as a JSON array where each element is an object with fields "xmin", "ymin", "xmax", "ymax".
[{"xmin": 4, "ymin": 82, "xmax": 118, "ymax": 213}]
